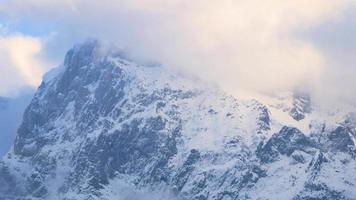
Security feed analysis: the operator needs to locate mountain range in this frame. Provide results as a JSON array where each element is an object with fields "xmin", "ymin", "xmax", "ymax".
[{"xmin": 0, "ymin": 40, "xmax": 355, "ymax": 200}]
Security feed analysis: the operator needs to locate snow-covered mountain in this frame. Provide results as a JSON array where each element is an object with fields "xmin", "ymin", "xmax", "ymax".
[
  {"xmin": 0, "ymin": 94, "xmax": 33, "ymax": 157},
  {"xmin": 0, "ymin": 40, "xmax": 355, "ymax": 200}
]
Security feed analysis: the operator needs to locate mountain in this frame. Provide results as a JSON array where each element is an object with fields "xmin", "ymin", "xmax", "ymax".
[
  {"xmin": 0, "ymin": 93, "xmax": 33, "ymax": 157},
  {"xmin": 0, "ymin": 40, "xmax": 355, "ymax": 200}
]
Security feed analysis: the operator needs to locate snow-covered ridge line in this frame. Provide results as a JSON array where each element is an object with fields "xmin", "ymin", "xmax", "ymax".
[{"xmin": 0, "ymin": 40, "xmax": 355, "ymax": 200}]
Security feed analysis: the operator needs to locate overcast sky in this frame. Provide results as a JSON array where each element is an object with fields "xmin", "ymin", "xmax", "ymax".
[{"xmin": 0, "ymin": 0, "xmax": 356, "ymax": 107}]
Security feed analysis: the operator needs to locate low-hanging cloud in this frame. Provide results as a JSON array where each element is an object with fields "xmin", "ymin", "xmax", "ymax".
[
  {"xmin": 0, "ymin": 0, "xmax": 356, "ymax": 105},
  {"xmin": 0, "ymin": 33, "xmax": 48, "ymax": 96}
]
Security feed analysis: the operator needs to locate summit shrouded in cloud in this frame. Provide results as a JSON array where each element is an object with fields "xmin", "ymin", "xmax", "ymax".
[
  {"xmin": 0, "ymin": 37, "xmax": 355, "ymax": 200},
  {"xmin": 1, "ymin": 2, "xmax": 356, "ymax": 199},
  {"xmin": 0, "ymin": 0, "xmax": 355, "ymax": 106}
]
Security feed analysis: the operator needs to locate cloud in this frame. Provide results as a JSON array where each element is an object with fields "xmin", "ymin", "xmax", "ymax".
[
  {"xmin": 0, "ymin": 33, "xmax": 48, "ymax": 96},
  {"xmin": 0, "ymin": 0, "xmax": 355, "ymax": 104},
  {"xmin": 303, "ymin": 6, "xmax": 356, "ymax": 107}
]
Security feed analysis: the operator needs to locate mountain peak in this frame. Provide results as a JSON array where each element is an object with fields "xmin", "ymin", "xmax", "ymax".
[
  {"xmin": 1, "ymin": 41, "xmax": 355, "ymax": 200},
  {"xmin": 64, "ymin": 39, "xmax": 104, "ymax": 68}
]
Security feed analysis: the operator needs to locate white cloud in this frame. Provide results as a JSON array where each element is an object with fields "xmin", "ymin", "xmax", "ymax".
[
  {"xmin": 0, "ymin": 0, "xmax": 355, "ymax": 103},
  {"xmin": 0, "ymin": 33, "xmax": 47, "ymax": 96}
]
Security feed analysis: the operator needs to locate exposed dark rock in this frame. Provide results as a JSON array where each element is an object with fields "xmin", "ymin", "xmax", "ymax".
[
  {"xmin": 1, "ymin": 41, "xmax": 355, "ymax": 200},
  {"xmin": 257, "ymin": 126, "xmax": 312, "ymax": 163},
  {"xmin": 289, "ymin": 92, "xmax": 312, "ymax": 121}
]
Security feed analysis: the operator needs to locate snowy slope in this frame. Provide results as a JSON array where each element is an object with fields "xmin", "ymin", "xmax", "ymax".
[{"xmin": 0, "ymin": 40, "xmax": 355, "ymax": 200}]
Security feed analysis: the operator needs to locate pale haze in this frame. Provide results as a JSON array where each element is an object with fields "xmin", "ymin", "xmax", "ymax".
[{"xmin": 0, "ymin": 0, "xmax": 356, "ymax": 106}]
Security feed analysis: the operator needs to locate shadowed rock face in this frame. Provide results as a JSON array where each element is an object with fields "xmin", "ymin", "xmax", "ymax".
[
  {"xmin": 257, "ymin": 127, "xmax": 312, "ymax": 163},
  {"xmin": 327, "ymin": 126, "xmax": 354, "ymax": 152},
  {"xmin": 289, "ymin": 92, "xmax": 312, "ymax": 121},
  {"xmin": 0, "ymin": 41, "xmax": 355, "ymax": 200}
]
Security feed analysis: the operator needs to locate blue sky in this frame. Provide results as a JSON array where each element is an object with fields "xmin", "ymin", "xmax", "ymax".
[{"xmin": 0, "ymin": 0, "xmax": 356, "ymax": 106}]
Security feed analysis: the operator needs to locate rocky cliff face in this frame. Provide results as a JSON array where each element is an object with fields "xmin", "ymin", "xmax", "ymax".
[
  {"xmin": 289, "ymin": 92, "xmax": 312, "ymax": 121},
  {"xmin": 0, "ymin": 40, "xmax": 355, "ymax": 200}
]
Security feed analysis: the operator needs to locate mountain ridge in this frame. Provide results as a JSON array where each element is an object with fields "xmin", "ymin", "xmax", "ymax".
[{"xmin": 0, "ymin": 40, "xmax": 355, "ymax": 200}]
